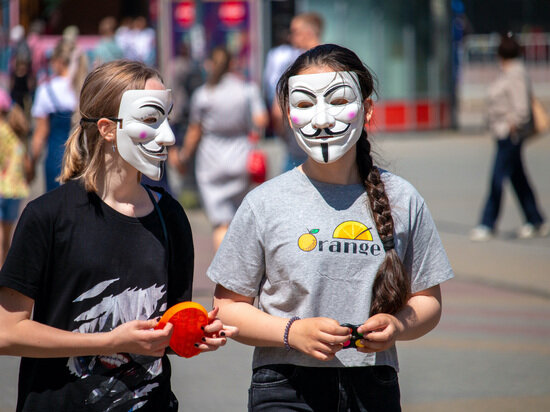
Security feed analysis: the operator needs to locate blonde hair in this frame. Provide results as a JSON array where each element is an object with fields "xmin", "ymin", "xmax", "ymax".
[{"xmin": 60, "ymin": 60, "xmax": 162, "ymax": 192}]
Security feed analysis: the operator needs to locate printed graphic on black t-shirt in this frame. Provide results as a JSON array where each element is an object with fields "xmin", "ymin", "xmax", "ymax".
[{"xmin": 67, "ymin": 278, "xmax": 167, "ymax": 409}]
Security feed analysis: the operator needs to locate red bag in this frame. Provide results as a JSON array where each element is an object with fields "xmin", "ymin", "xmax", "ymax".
[
  {"xmin": 247, "ymin": 131, "xmax": 267, "ymax": 184},
  {"xmin": 247, "ymin": 149, "xmax": 267, "ymax": 184}
]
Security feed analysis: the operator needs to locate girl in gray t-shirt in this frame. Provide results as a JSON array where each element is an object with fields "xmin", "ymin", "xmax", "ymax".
[{"xmin": 208, "ymin": 44, "xmax": 454, "ymax": 411}]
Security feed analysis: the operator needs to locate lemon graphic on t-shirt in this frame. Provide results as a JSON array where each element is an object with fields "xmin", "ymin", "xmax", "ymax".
[
  {"xmin": 298, "ymin": 229, "xmax": 319, "ymax": 252},
  {"xmin": 333, "ymin": 221, "xmax": 373, "ymax": 240}
]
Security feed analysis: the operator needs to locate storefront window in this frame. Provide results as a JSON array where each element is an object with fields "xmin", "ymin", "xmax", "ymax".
[{"xmin": 297, "ymin": 0, "xmax": 451, "ymax": 101}]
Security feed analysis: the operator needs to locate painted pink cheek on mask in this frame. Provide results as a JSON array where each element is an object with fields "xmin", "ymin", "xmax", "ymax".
[
  {"xmin": 139, "ymin": 131, "xmax": 148, "ymax": 139},
  {"xmin": 347, "ymin": 110, "xmax": 357, "ymax": 120},
  {"xmin": 291, "ymin": 116, "xmax": 300, "ymax": 125}
]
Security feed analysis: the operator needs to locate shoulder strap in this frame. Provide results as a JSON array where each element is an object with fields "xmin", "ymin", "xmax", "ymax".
[
  {"xmin": 142, "ymin": 184, "xmax": 169, "ymax": 251},
  {"xmin": 45, "ymin": 81, "xmax": 62, "ymax": 112}
]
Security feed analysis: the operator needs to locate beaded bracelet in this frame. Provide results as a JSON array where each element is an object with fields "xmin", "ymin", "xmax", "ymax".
[{"xmin": 284, "ymin": 316, "xmax": 300, "ymax": 351}]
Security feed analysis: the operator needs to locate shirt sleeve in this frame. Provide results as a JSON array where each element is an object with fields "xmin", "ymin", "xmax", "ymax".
[
  {"xmin": 207, "ymin": 197, "xmax": 266, "ymax": 297},
  {"xmin": 247, "ymin": 83, "xmax": 267, "ymax": 118},
  {"xmin": 0, "ymin": 202, "xmax": 52, "ymax": 299},
  {"xmin": 30, "ymin": 84, "xmax": 53, "ymax": 119},
  {"xmin": 507, "ymin": 71, "xmax": 531, "ymax": 128},
  {"xmin": 188, "ymin": 88, "xmax": 203, "ymax": 125},
  {"xmin": 402, "ymin": 201, "xmax": 454, "ymax": 294}
]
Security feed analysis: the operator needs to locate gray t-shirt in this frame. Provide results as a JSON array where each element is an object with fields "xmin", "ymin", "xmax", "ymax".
[{"xmin": 207, "ymin": 168, "xmax": 454, "ymax": 370}]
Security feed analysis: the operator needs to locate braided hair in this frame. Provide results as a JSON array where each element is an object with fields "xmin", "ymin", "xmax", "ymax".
[{"xmin": 276, "ymin": 44, "xmax": 410, "ymax": 316}]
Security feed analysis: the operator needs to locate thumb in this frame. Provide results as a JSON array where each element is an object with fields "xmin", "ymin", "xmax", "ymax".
[
  {"xmin": 138, "ymin": 318, "xmax": 161, "ymax": 330},
  {"xmin": 208, "ymin": 307, "xmax": 220, "ymax": 322}
]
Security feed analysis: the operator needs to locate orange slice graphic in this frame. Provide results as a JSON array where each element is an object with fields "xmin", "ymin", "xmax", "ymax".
[{"xmin": 333, "ymin": 221, "xmax": 373, "ymax": 241}]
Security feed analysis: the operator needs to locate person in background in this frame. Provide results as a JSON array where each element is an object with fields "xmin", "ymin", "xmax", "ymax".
[
  {"xmin": 92, "ymin": 16, "xmax": 124, "ymax": 66},
  {"xmin": 0, "ymin": 60, "xmax": 237, "ymax": 411},
  {"xmin": 470, "ymin": 33, "xmax": 548, "ymax": 241},
  {"xmin": 115, "ymin": 16, "xmax": 135, "ymax": 59},
  {"xmin": 28, "ymin": 38, "xmax": 85, "ymax": 192},
  {"xmin": 10, "ymin": 57, "xmax": 35, "ymax": 120},
  {"xmin": 177, "ymin": 46, "xmax": 268, "ymax": 251},
  {"xmin": 265, "ymin": 12, "xmax": 324, "ymax": 171},
  {"xmin": 9, "ymin": 25, "xmax": 35, "ymax": 120},
  {"xmin": 131, "ymin": 16, "xmax": 157, "ymax": 67},
  {"xmin": 209, "ymin": 44, "xmax": 453, "ymax": 411},
  {"xmin": 0, "ymin": 89, "xmax": 30, "ymax": 266},
  {"xmin": 167, "ymin": 42, "xmax": 205, "ymax": 201}
]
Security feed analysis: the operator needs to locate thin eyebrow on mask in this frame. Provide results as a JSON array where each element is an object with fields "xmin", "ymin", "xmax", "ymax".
[
  {"xmin": 323, "ymin": 84, "xmax": 354, "ymax": 97},
  {"xmin": 290, "ymin": 88, "xmax": 316, "ymax": 99},
  {"xmin": 139, "ymin": 104, "xmax": 165, "ymax": 115}
]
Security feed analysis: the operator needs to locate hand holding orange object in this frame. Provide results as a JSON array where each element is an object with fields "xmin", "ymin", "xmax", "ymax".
[{"xmin": 155, "ymin": 301, "xmax": 209, "ymax": 358}]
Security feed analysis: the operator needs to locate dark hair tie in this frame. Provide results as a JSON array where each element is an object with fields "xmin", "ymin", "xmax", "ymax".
[
  {"xmin": 79, "ymin": 117, "xmax": 122, "ymax": 127},
  {"xmin": 382, "ymin": 237, "xmax": 395, "ymax": 251}
]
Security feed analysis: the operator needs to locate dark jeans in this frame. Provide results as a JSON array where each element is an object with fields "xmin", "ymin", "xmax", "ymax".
[
  {"xmin": 248, "ymin": 364, "xmax": 401, "ymax": 412},
  {"xmin": 480, "ymin": 136, "xmax": 544, "ymax": 229}
]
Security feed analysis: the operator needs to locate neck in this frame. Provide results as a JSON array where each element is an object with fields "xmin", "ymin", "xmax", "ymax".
[
  {"xmin": 300, "ymin": 147, "xmax": 360, "ymax": 185},
  {"xmin": 96, "ymin": 154, "xmax": 153, "ymax": 217}
]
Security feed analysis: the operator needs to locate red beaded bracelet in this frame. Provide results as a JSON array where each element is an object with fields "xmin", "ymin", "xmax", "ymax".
[{"xmin": 284, "ymin": 316, "xmax": 300, "ymax": 351}]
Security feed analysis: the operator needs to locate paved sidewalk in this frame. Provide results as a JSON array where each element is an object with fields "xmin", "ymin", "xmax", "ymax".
[{"xmin": 1, "ymin": 130, "xmax": 548, "ymax": 412}]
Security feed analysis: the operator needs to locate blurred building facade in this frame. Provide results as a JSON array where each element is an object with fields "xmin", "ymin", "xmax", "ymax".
[{"xmin": 2, "ymin": 0, "xmax": 548, "ymax": 132}]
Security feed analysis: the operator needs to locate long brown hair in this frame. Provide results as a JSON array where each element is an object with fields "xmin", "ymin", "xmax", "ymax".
[
  {"xmin": 206, "ymin": 46, "xmax": 231, "ymax": 86},
  {"xmin": 277, "ymin": 44, "xmax": 410, "ymax": 316},
  {"xmin": 59, "ymin": 60, "xmax": 162, "ymax": 191}
]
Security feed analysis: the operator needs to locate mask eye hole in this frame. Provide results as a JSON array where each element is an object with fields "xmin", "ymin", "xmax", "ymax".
[
  {"xmin": 330, "ymin": 98, "xmax": 349, "ymax": 106},
  {"xmin": 142, "ymin": 116, "xmax": 158, "ymax": 124},
  {"xmin": 296, "ymin": 101, "xmax": 314, "ymax": 109}
]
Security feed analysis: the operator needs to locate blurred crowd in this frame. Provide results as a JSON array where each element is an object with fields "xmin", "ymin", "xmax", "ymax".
[{"xmin": 0, "ymin": 12, "xmax": 325, "ymax": 262}]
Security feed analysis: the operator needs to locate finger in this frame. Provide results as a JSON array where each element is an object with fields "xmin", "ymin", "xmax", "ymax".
[
  {"xmin": 356, "ymin": 341, "xmax": 387, "ymax": 353},
  {"xmin": 197, "ymin": 337, "xmax": 227, "ymax": 352},
  {"xmin": 220, "ymin": 325, "xmax": 239, "ymax": 338},
  {"xmin": 162, "ymin": 322, "xmax": 174, "ymax": 338},
  {"xmin": 318, "ymin": 331, "xmax": 351, "ymax": 346},
  {"xmin": 137, "ymin": 319, "xmax": 161, "ymax": 330},
  {"xmin": 312, "ymin": 349, "xmax": 336, "ymax": 361},
  {"xmin": 207, "ymin": 307, "xmax": 220, "ymax": 322},
  {"xmin": 363, "ymin": 329, "xmax": 391, "ymax": 342},
  {"xmin": 204, "ymin": 319, "xmax": 223, "ymax": 334},
  {"xmin": 358, "ymin": 316, "xmax": 389, "ymax": 334}
]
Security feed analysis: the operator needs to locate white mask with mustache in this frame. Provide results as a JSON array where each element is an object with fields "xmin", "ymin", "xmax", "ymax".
[
  {"xmin": 116, "ymin": 89, "xmax": 175, "ymax": 180},
  {"xmin": 288, "ymin": 71, "xmax": 364, "ymax": 164}
]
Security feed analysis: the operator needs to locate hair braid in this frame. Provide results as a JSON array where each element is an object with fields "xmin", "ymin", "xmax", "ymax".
[{"xmin": 357, "ymin": 133, "xmax": 410, "ymax": 316}]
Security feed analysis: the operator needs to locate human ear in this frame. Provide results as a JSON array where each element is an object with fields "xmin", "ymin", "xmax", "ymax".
[
  {"xmin": 97, "ymin": 118, "xmax": 117, "ymax": 143},
  {"xmin": 363, "ymin": 98, "xmax": 374, "ymax": 127}
]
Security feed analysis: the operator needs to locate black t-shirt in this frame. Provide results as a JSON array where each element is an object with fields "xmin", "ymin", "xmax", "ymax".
[{"xmin": 0, "ymin": 179, "xmax": 194, "ymax": 411}]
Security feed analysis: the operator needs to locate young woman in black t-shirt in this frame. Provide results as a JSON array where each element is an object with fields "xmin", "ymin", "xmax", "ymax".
[{"xmin": 0, "ymin": 60, "xmax": 237, "ymax": 412}]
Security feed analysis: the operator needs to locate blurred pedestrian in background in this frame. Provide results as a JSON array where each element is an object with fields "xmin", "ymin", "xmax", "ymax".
[
  {"xmin": 130, "ymin": 16, "xmax": 157, "ymax": 67},
  {"xmin": 9, "ymin": 25, "xmax": 35, "ymax": 120},
  {"xmin": 28, "ymin": 38, "xmax": 86, "ymax": 191},
  {"xmin": 177, "ymin": 46, "xmax": 268, "ymax": 251},
  {"xmin": 470, "ymin": 33, "xmax": 548, "ymax": 241},
  {"xmin": 167, "ymin": 42, "xmax": 205, "ymax": 202},
  {"xmin": 91, "ymin": 16, "xmax": 124, "ymax": 66},
  {"xmin": 0, "ymin": 89, "xmax": 30, "ymax": 266},
  {"xmin": 265, "ymin": 12, "xmax": 324, "ymax": 171}
]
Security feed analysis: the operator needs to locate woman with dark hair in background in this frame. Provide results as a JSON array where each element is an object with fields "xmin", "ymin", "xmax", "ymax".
[
  {"xmin": 470, "ymin": 33, "xmax": 547, "ymax": 241},
  {"xmin": 178, "ymin": 46, "xmax": 268, "ymax": 251},
  {"xmin": 207, "ymin": 44, "xmax": 453, "ymax": 411}
]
